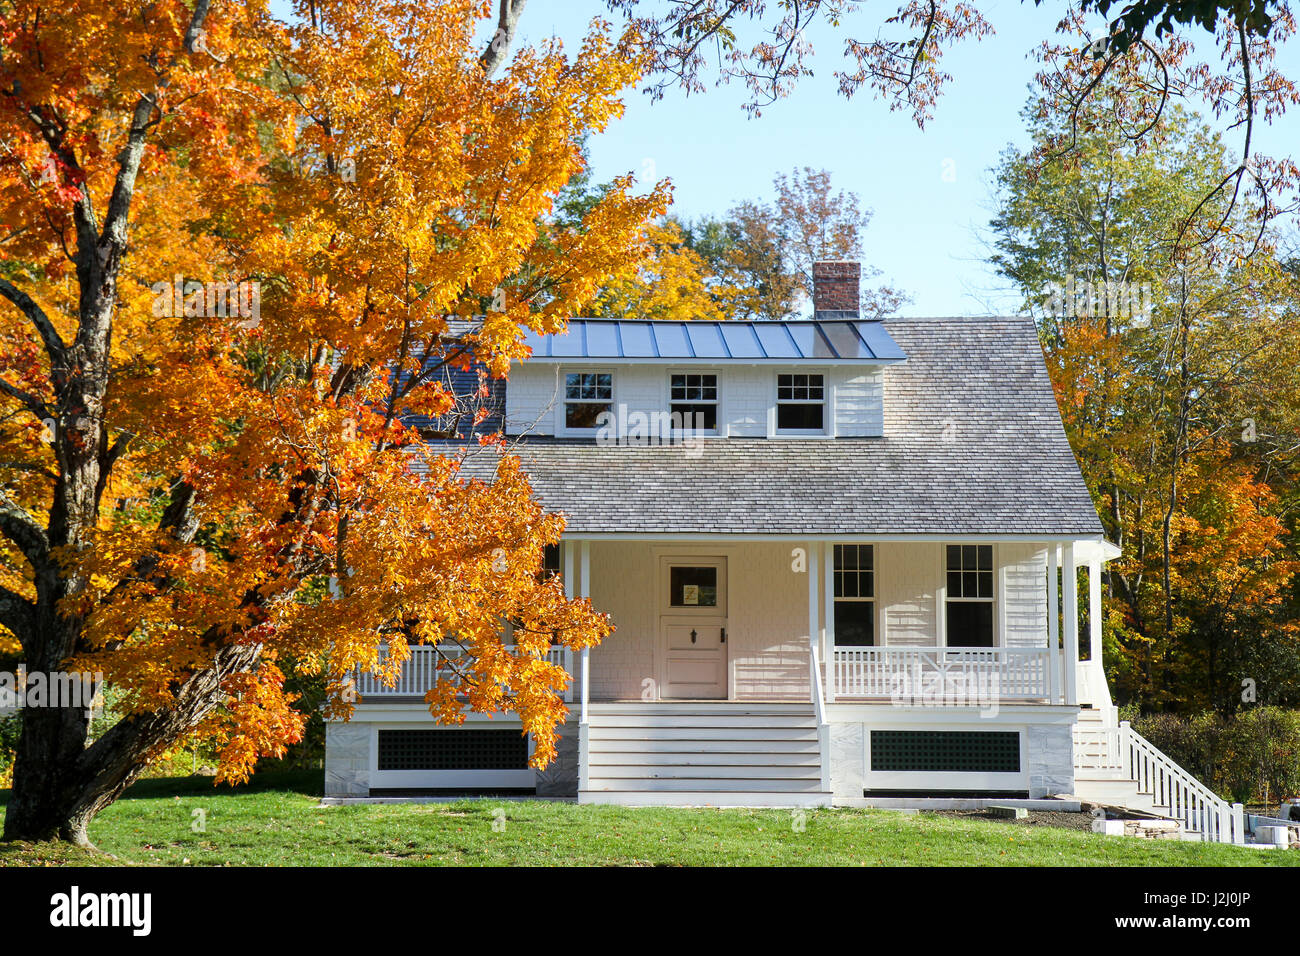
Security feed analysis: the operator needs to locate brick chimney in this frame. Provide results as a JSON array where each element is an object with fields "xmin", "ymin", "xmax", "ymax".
[{"xmin": 812, "ymin": 261, "xmax": 860, "ymax": 320}]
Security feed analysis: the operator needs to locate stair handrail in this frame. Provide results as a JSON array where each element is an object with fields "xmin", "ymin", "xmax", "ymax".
[
  {"xmin": 1120, "ymin": 721, "xmax": 1245, "ymax": 844},
  {"xmin": 809, "ymin": 642, "xmax": 832, "ymax": 794},
  {"xmin": 809, "ymin": 643, "xmax": 827, "ymax": 726}
]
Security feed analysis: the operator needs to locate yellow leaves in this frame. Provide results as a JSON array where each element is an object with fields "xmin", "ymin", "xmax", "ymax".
[
  {"xmin": 213, "ymin": 663, "xmax": 305, "ymax": 786},
  {"xmin": 0, "ymin": 0, "xmax": 658, "ymax": 786},
  {"xmin": 591, "ymin": 220, "xmax": 732, "ymax": 322}
]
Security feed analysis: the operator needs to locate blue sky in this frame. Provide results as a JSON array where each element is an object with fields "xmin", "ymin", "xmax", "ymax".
[
  {"xmin": 524, "ymin": 4, "xmax": 1300, "ymax": 316},
  {"xmin": 268, "ymin": 1, "xmax": 1298, "ymax": 317}
]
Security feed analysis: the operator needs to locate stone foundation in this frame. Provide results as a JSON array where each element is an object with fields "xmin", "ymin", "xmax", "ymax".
[
  {"xmin": 324, "ymin": 722, "xmax": 370, "ymax": 797},
  {"xmin": 535, "ymin": 721, "xmax": 578, "ymax": 797},
  {"xmin": 1026, "ymin": 723, "xmax": 1074, "ymax": 799}
]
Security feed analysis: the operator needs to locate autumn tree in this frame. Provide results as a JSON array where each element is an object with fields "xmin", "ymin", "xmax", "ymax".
[
  {"xmin": 595, "ymin": 1, "xmax": 1298, "ymax": 262},
  {"xmin": 587, "ymin": 167, "xmax": 903, "ymax": 321},
  {"xmin": 0, "ymin": 0, "xmax": 666, "ymax": 844},
  {"xmin": 991, "ymin": 88, "xmax": 1300, "ymax": 711},
  {"xmin": 589, "ymin": 219, "xmax": 738, "ymax": 321}
]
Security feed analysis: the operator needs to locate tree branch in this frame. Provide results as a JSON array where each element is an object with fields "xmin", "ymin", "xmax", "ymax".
[
  {"xmin": 480, "ymin": 0, "xmax": 527, "ymax": 78},
  {"xmin": 0, "ymin": 277, "xmax": 65, "ymax": 363},
  {"xmin": 0, "ymin": 583, "xmax": 34, "ymax": 639},
  {"xmin": 0, "ymin": 490, "xmax": 48, "ymax": 567},
  {"xmin": 0, "ymin": 376, "xmax": 51, "ymax": 420},
  {"xmin": 183, "ymin": 0, "xmax": 214, "ymax": 54}
]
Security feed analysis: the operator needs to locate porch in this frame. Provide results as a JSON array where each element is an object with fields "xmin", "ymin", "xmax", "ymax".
[
  {"xmin": 340, "ymin": 537, "xmax": 1115, "ymax": 804},
  {"xmin": 352, "ymin": 536, "xmax": 1117, "ymax": 712}
]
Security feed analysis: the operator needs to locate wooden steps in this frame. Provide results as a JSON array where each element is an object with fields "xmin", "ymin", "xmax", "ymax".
[{"xmin": 578, "ymin": 702, "xmax": 831, "ymax": 807}]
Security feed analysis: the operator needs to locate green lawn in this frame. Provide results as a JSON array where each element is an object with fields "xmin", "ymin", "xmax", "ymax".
[{"xmin": 0, "ymin": 772, "xmax": 1295, "ymax": 866}]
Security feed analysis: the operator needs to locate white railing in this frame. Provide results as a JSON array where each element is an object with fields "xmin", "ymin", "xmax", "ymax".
[
  {"xmin": 809, "ymin": 644, "xmax": 831, "ymax": 793},
  {"xmin": 353, "ymin": 644, "xmax": 573, "ymax": 703},
  {"xmin": 1075, "ymin": 721, "xmax": 1245, "ymax": 845},
  {"xmin": 1072, "ymin": 725, "xmax": 1125, "ymax": 772},
  {"xmin": 809, "ymin": 644, "xmax": 827, "ymax": 725},
  {"xmin": 1123, "ymin": 722, "xmax": 1245, "ymax": 844},
  {"xmin": 829, "ymin": 646, "xmax": 1055, "ymax": 702}
]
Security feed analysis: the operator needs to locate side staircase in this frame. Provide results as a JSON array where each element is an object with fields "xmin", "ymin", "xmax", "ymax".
[
  {"xmin": 578, "ymin": 701, "xmax": 833, "ymax": 807},
  {"xmin": 1072, "ymin": 707, "xmax": 1245, "ymax": 844}
]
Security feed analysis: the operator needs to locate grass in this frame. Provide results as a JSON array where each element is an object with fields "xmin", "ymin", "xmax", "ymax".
[{"xmin": 0, "ymin": 771, "xmax": 1296, "ymax": 866}]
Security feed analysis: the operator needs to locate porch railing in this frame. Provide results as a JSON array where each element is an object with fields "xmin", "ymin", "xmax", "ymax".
[
  {"xmin": 828, "ymin": 646, "xmax": 1055, "ymax": 702},
  {"xmin": 809, "ymin": 643, "xmax": 831, "ymax": 793},
  {"xmin": 1074, "ymin": 721, "xmax": 1245, "ymax": 845},
  {"xmin": 352, "ymin": 644, "xmax": 573, "ymax": 702}
]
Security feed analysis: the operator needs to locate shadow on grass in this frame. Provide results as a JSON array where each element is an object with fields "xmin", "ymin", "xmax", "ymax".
[{"xmin": 0, "ymin": 768, "xmax": 324, "ymax": 805}]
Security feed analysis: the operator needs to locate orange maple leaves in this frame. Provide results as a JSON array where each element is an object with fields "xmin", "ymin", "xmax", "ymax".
[{"xmin": 0, "ymin": 0, "xmax": 663, "ymax": 781}]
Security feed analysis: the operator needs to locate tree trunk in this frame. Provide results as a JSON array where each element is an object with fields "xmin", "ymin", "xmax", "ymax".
[
  {"xmin": 4, "ymin": 699, "xmax": 95, "ymax": 844},
  {"xmin": 4, "ymin": 641, "xmax": 262, "ymax": 845}
]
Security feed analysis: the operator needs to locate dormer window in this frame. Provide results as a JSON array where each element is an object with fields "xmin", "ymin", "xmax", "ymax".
[
  {"xmin": 776, "ymin": 374, "xmax": 825, "ymax": 432},
  {"xmin": 564, "ymin": 372, "xmax": 612, "ymax": 429},
  {"xmin": 670, "ymin": 373, "xmax": 718, "ymax": 431}
]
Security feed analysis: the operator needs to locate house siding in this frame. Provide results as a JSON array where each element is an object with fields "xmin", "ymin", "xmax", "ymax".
[
  {"xmin": 723, "ymin": 367, "xmax": 768, "ymax": 437},
  {"xmin": 586, "ymin": 541, "xmax": 657, "ymax": 701},
  {"xmin": 727, "ymin": 543, "xmax": 810, "ymax": 700},
  {"xmin": 832, "ymin": 368, "xmax": 883, "ymax": 437},
  {"xmin": 1001, "ymin": 542, "xmax": 1050, "ymax": 648},
  {"xmin": 503, "ymin": 363, "xmax": 884, "ymax": 438},
  {"xmin": 503, "ymin": 363, "xmax": 563, "ymax": 434},
  {"xmin": 877, "ymin": 543, "xmax": 940, "ymax": 647}
]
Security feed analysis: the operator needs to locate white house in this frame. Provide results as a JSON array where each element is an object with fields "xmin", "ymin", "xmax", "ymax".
[{"xmin": 324, "ymin": 262, "xmax": 1246, "ymax": 844}]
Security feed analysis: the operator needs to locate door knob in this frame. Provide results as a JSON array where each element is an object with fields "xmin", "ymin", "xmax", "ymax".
[
  {"xmin": 720, "ymin": 628, "xmax": 726, "ymax": 644},
  {"xmin": 690, "ymin": 629, "xmax": 697, "ymax": 643}
]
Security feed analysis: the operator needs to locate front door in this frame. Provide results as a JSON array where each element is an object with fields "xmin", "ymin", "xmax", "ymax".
[{"xmin": 660, "ymin": 557, "xmax": 727, "ymax": 699}]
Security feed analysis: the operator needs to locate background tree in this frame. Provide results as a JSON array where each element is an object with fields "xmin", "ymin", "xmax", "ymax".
[
  {"xmin": 595, "ymin": 1, "xmax": 1297, "ymax": 264},
  {"xmin": 587, "ymin": 167, "xmax": 905, "ymax": 320},
  {"xmin": 990, "ymin": 87, "xmax": 1300, "ymax": 712},
  {"xmin": 0, "ymin": 0, "xmax": 666, "ymax": 844},
  {"xmin": 589, "ymin": 219, "xmax": 738, "ymax": 321}
]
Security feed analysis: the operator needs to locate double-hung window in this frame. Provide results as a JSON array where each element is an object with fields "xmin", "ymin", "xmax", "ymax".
[
  {"xmin": 833, "ymin": 544, "xmax": 874, "ymax": 646},
  {"xmin": 670, "ymin": 373, "xmax": 718, "ymax": 431},
  {"xmin": 564, "ymin": 372, "xmax": 612, "ymax": 430},
  {"xmin": 945, "ymin": 545, "xmax": 994, "ymax": 647},
  {"xmin": 538, "ymin": 544, "xmax": 561, "ymax": 582},
  {"xmin": 776, "ymin": 374, "xmax": 825, "ymax": 432}
]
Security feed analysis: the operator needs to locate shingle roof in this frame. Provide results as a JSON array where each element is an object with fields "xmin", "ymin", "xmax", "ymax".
[
  {"xmin": 446, "ymin": 317, "xmax": 1104, "ymax": 537},
  {"xmin": 518, "ymin": 318, "xmax": 906, "ymax": 364}
]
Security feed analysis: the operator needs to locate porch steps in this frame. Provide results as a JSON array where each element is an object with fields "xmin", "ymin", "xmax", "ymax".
[
  {"xmin": 579, "ymin": 702, "xmax": 832, "ymax": 807},
  {"xmin": 1071, "ymin": 711, "xmax": 1212, "ymax": 841}
]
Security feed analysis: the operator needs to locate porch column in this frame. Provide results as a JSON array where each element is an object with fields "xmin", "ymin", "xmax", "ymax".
[
  {"xmin": 1087, "ymin": 555, "xmax": 1102, "ymax": 664},
  {"xmin": 823, "ymin": 542, "xmax": 835, "ymax": 702},
  {"xmin": 574, "ymin": 539, "xmax": 591, "ymax": 792},
  {"xmin": 1062, "ymin": 542, "xmax": 1079, "ymax": 707},
  {"xmin": 1047, "ymin": 543, "xmax": 1060, "ymax": 704},
  {"xmin": 579, "ymin": 540, "xmax": 591, "ymax": 599},
  {"xmin": 808, "ymin": 541, "xmax": 824, "ymax": 702},
  {"xmin": 563, "ymin": 541, "xmax": 575, "ymax": 600},
  {"xmin": 579, "ymin": 540, "xmax": 591, "ymax": 713}
]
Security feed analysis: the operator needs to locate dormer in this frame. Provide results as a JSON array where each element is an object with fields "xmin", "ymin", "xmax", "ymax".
[{"xmin": 504, "ymin": 262, "xmax": 906, "ymax": 440}]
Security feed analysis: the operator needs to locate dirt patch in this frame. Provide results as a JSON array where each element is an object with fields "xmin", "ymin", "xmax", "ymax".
[{"xmin": 930, "ymin": 809, "xmax": 1095, "ymax": 831}]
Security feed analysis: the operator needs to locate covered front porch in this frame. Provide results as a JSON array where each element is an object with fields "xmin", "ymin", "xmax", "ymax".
[
  {"xmin": 353, "ymin": 535, "xmax": 1118, "ymax": 712},
  {"xmin": 558, "ymin": 535, "xmax": 1117, "ymax": 714},
  {"xmin": 342, "ymin": 536, "xmax": 1117, "ymax": 802}
]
